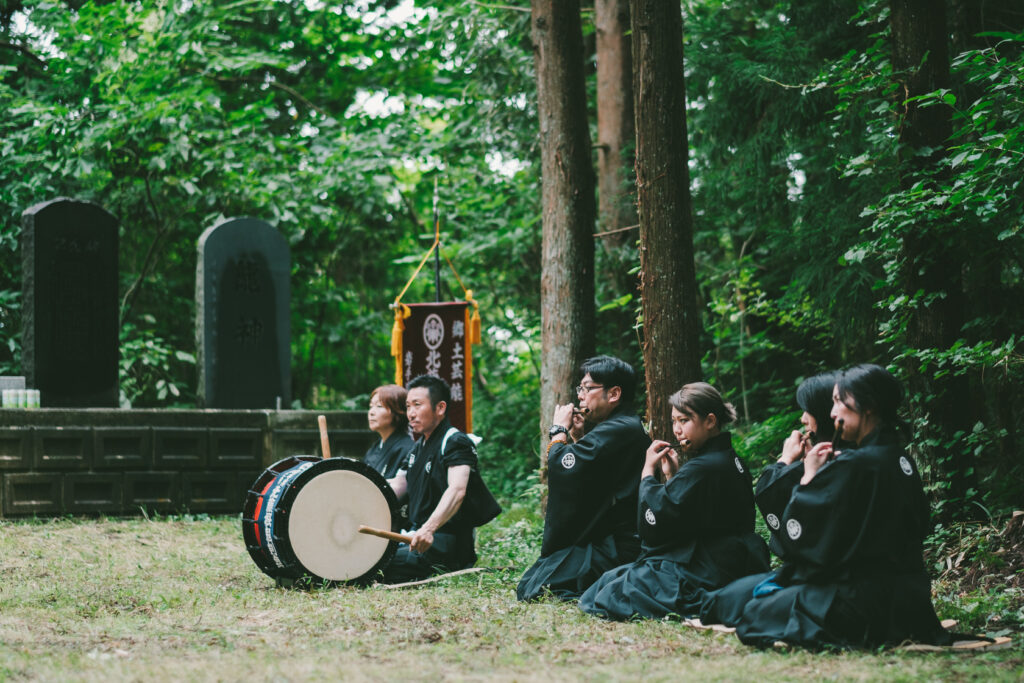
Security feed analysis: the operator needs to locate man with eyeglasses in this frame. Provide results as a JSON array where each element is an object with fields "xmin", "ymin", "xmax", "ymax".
[{"xmin": 516, "ymin": 355, "xmax": 650, "ymax": 601}]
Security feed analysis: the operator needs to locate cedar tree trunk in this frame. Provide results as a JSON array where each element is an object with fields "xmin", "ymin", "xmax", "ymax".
[
  {"xmin": 630, "ymin": 0, "xmax": 702, "ymax": 439},
  {"xmin": 532, "ymin": 0, "xmax": 597, "ymax": 456},
  {"xmin": 596, "ymin": 0, "xmax": 637, "ymax": 248}
]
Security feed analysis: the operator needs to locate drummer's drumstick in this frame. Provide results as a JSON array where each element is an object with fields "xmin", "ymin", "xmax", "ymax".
[
  {"xmin": 318, "ymin": 414, "xmax": 331, "ymax": 459},
  {"xmin": 358, "ymin": 525, "xmax": 413, "ymax": 544}
]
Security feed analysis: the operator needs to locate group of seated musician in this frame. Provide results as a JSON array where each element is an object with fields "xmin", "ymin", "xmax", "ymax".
[
  {"xmin": 362, "ymin": 356, "xmax": 953, "ymax": 649},
  {"xmin": 518, "ymin": 356, "xmax": 953, "ymax": 650}
]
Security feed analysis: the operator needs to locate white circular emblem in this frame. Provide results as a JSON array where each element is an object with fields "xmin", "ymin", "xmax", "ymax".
[
  {"xmin": 423, "ymin": 314, "xmax": 445, "ymax": 350},
  {"xmin": 734, "ymin": 457, "xmax": 744, "ymax": 473},
  {"xmin": 786, "ymin": 519, "xmax": 802, "ymax": 540},
  {"xmin": 425, "ymin": 461, "xmax": 432, "ymax": 474},
  {"xmin": 899, "ymin": 456, "xmax": 913, "ymax": 476},
  {"xmin": 644, "ymin": 508, "xmax": 656, "ymax": 526},
  {"xmin": 766, "ymin": 513, "xmax": 780, "ymax": 530},
  {"xmin": 560, "ymin": 452, "xmax": 576, "ymax": 470}
]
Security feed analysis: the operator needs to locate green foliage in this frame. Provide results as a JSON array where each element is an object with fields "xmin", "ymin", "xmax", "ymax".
[
  {"xmin": 0, "ymin": 0, "xmax": 545, "ymax": 494},
  {"xmin": 835, "ymin": 28, "xmax": 1024, "ymax": 515},
  {"xmin": 119, "ymin": 318, "xmax": 195, "ymax": 408},
  {"xmin": 1, "ymin": 0, "xmax": 1023, "ymax": 520}
]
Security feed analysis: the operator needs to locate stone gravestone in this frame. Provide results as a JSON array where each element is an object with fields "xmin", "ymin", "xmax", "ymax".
[
  {"xmin": 196, "ymin": 218, "xmax": 290, "ymax": 409},
  {"xmin": 22, "ymin": 198, "xmax": 119, "ymax": 407}
]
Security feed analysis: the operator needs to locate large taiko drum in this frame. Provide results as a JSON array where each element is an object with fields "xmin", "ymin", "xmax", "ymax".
[{"xmin": 242, "ymin": 455, "xmax": 400, "ymax": 586}]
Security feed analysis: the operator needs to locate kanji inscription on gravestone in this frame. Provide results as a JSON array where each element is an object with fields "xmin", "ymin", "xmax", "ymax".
[
  {"xmin": 21, "ymin": 198, "xmax": 119, "ymax": 407},
  {"xmin": 196, "ymin": 218, "xmax": 290, "ymax": 409}
]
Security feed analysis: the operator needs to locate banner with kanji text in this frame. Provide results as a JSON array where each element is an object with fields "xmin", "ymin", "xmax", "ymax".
[{"xmin": 397, "ymin": 302, "xmax": 474, "ymax": 433}]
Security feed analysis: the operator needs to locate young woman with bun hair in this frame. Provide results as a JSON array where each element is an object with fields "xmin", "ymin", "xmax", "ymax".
[{"xmin": 579, "ymin": 382, "xmax": 769, "ymax": 620}]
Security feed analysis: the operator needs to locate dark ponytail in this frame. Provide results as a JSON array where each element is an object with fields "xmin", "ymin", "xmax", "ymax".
[{"xmin": 835, "ymin": 364, "xmax": 907, "ymax": 436}]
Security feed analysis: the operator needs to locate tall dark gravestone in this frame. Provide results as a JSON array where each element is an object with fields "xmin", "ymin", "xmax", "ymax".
[
  {"xmin": 22, "ymin": 198, "xmax": 119, "ymax": 407},
  {"xmin": 196, "ymin": 218, "xmax": 290, "ymax": 409}
]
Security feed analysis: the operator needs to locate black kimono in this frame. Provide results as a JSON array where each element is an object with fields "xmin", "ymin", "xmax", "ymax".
[
  {"xmin": 516, "ymin": 408, "xmax": 649, "ymax": 601},
  {"xmin": 697, "ymin": 459, "xmax": 801, "ymax": 627},
  {"xmin": 381, "ymin": 418, "xmax": 483, "ymax": 583},
  {"xmin": 578, "ymin": 433, "xmax": 769, "ymax": 620},
  {"xmin": 721, "ymin": 427, "xmax": 950, "ymax": 649},
  {"xmin": 364, "ymin": 430, "xmax": 415, "ymax": 479},
  {"xmin": 755, "ymin": 460, "xmax": 804, "ymax": 560}
]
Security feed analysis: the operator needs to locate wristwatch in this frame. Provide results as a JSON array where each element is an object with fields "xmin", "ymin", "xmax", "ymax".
[{"xmin": 548, "ymin": 424, "xmax": 569, "ymax": 439}]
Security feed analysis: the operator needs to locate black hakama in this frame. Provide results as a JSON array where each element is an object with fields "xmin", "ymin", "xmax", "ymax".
[
  {"xmin": 721, "ymin": 427, "xmax": 951, "ymax": 649},
  {"xmin": 516, "ymin": 409, "xmax": 650, "ymax": 601},
  {"xmin": 698, "ymin": 459, "xmax": 803, "ymax": 627},
  {"xmin": 579, "ymin": 433, "xmax": 769, "ymax": 620}
]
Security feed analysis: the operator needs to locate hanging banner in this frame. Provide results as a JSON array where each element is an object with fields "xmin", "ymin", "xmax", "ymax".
[{"xmin": 397, "ymin": 302, "xmax": 474, "ymax": 433}]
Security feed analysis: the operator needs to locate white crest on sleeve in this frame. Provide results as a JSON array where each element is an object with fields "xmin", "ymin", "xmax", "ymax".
[
  {"xmin": 560, "ymin": 452, "xmax": 576, "ymax": 470},
  {"xmin": 425, "ymin": 461, "xmax": 432, "ymax": 474},
  {"xmin": 786, "ymin": 518, "xmax": 802, "ymax": 540},
  {"xmin": 644, "ymin": 508, "xmax": 656, "ymax": 526},
  {"xmin": 766, "ymin": 513, "xmax": 780, "ymax": 530},
  {"xmin": 899, "ymin": 456, "xmax": 913, "ymax": 476},
  {"xmin": 734, "ymin": 457, "xmax": 744, "ymax": 473}
]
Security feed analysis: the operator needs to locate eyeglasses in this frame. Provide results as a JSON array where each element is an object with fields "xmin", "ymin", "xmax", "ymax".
[{"xmin": 575, "ymin": 384, "xmax": 604, "ymax": 395}]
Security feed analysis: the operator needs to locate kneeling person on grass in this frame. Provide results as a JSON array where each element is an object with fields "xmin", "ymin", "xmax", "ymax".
[
  {"xmin": 382, "ymin": 375, "xmax": 499, "ymax": 583},
  {"xmin": 516, "ymin": 355, "xmax": 650, "ymax": 601},
  {"xmin": 578, "ymin": 382, "xmax": 769, "ymax": 620}
]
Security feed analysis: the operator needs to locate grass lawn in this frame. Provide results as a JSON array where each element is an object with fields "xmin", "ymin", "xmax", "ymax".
[{"xmin": 0, "ymin": 512, "xmax": 1021, "ymax": 681}]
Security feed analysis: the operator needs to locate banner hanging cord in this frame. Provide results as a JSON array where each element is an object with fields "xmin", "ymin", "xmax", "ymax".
[{"xmin": 391, "ymin": 183, "xmax": 481, "ymax": 379}]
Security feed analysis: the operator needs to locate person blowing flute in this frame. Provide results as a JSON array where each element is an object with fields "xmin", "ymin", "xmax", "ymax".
[
  {"xmin": 517, "ymin": 355, "xmax": 650, "ymax": 602},
  {"xmin": 579, "ymin": 382, "xmax": 769, "ymax": 620}
]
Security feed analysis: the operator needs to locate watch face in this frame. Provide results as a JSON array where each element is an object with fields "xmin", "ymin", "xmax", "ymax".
[{"xmin": 548, "ymin": 425, "xmax": 566, "ymax": 438}]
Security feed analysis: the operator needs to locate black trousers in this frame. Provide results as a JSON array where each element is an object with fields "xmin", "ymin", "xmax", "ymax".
[{"xmin": 380, "ymin": 530, "xmax": 476, "ymax": 584}]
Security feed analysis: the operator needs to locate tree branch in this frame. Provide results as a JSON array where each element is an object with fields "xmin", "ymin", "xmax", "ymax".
[
  {"xmin": 120, "ymin": 173, "xmax": 170, "ymax": 322},
  {"xmin": 193, "ymin": 68, "xmax": 330, "ymax": 119},
  {"xmin": 0, "ymin": 40, "xmax": 46, "ymax": 68}
]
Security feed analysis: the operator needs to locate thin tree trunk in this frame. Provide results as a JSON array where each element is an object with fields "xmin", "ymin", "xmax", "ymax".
[
  {"xmin": 532, "ymin": 0, "xmax": 597, "ymax": 458},
  {"xmin": 631, "ymin": 0, "xmax": 702, "ymax": 439},
  {"xmin": 595, "ymin": 0, "xmax": 636, "ymax": 248},
  {"xmin": 595, "ymin": 0, "xmax": 640, "ymax": 359}
]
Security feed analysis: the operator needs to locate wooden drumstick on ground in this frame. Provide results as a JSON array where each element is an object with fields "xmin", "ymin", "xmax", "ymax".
[
  {"xmin": 358, "ymin": 525, "xmax": 413, "ymax": 544},
  {"xmin": 318, "ymin": 414, "xmax": 331, "ymax": 459}
]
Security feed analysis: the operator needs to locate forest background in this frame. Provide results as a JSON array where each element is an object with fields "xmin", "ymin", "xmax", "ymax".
[{"xmin": 0, "ymin": 0, "xmax": 1022, "ymax": 535}]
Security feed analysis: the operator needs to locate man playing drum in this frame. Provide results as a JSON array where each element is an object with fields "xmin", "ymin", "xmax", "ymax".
[
  {"xmin": 382, "ymin": 375, "xmax": 498, "ymax": 583},
  {"xmin": 517, "ymin": 355, "xmax": 651, "ymax": 601}
]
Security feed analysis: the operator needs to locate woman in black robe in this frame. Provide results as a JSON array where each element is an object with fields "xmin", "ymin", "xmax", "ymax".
[
  {"xmin": 364, "ymin": 384, "xmax": 414, "ymax": 479},
  {"xmin": 578, "ymin": 383, "xmax": 769, "ymax": 621},
  {"xmin": 726, "ymin": 365, "xmax": 950, "ymax": 649},
  {"xmin": 700, "ymin": 371, "xmax": 838, "ymax": 626}
]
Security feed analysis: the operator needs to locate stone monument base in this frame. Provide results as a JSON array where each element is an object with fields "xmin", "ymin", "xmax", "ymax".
[{"xmin": 0, "ymin": 409, "xmax": 372, "ymax": 517}]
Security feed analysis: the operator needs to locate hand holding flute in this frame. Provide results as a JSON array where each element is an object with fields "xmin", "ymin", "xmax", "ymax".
[
  {"xmin": 551, "ymin": 403, "xmax": 589, "ymax": 442},
  {"xmin": 779, "ymin": 429, "xmax": 812, "ymax": 465},
  {"xmin": 798, "ymin": 419, "xmax": 844, "ymax": 485},
  {"xmin": 643, "ymin": 439, "xmax": 688, "ymax": 482}
]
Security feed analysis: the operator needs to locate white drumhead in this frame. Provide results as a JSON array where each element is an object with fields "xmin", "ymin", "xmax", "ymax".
[{"xmin": 288, "ymin": 469, "xmax": 393, "ymax": 581}]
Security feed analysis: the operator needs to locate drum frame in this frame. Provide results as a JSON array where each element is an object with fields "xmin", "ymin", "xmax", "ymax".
[{"xmin": 242, "ymin": 455, "xmax": 400, "ymax": 587}]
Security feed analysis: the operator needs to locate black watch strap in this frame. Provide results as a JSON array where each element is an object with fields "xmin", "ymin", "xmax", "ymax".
[{"xmin": 548, "ymin": 424, "xmax": 569, "ymax": 439}]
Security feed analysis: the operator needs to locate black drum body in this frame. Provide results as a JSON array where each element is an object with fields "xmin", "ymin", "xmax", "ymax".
[{"xmin": 242, "ymin": 456, "xmax": 400, "ymax": 586}]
